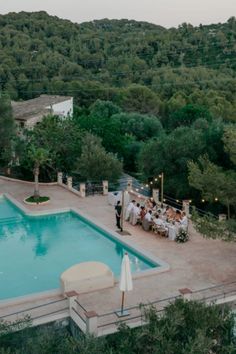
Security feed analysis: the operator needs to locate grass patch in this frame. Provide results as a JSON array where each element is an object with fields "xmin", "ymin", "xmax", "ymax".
[{"xmin": 25, "ymin": 196, "xmax": 50, "ymax": 204}]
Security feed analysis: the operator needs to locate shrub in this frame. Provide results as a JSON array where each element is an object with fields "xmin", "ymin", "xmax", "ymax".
[
  {"xmin": 25, "ymin": 196, "xmax": 50, "ymax": 204},
  {"xmin": 175, "ymin": 228, "xmax": 189, "ymax": 243}
]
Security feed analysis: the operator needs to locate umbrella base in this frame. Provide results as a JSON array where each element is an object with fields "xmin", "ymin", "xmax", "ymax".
[
  {"xmin": 115, "ymin": 309, "xmax": 130, "ymax": 317},
  {"xmin": 116, "ymin": 230, "xmax": 131, "ymax": 236}
]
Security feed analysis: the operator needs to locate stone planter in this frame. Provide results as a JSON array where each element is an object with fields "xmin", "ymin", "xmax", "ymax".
[{"xmin": 24, "ymin": 197, "xmax": 50, "ymax": 206}]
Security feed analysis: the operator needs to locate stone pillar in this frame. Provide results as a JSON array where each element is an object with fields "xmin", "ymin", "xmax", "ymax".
[
  {"xmin": 182, "ymin": 200, "xmax": 190, "ymax": 216},
  {"xmin": 103, "ymin": 180, "xmax": 108, "ymax": 195},
  {"xmin": 126, "ymin": 178, "xmax": 132, "ymax": 192},
  {"xmin": 179, "ymin": 288, "xmax": 192, "ymax": 301},
  {"xmin": 85, "ymin": 311, "xmax": 98, "ymax": 335},
  {"xmin": 80, "ymin": 183, "xmax": 86, "ymax": 198},
  {"xmin": 67, "ymin": 176, "xmax": 72, "ymax": 189},
  {"xmin": 219, "ymin": 214, "xmax": 227, "ymax": 221},
  {"xmin": 57, "ymin": 172, "xmax": 63, "ymax": 185},
  {"xmin": 152, "ymin": 188, "xmax": 159, "ymax": 203},
  {"xmin": 65, "ymin": 291, "xmax": 79, "ymax": 311}
]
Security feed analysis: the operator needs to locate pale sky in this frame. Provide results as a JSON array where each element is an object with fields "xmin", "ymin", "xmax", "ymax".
[{"xmin": 0, "ymin": 0, "xmax": 235, "ymax": 28}]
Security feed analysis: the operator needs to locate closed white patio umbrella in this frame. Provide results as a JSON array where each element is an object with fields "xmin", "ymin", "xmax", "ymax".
[{"xmin": 118, "ymin": 252, "xmax": 133, "ymax": 316}]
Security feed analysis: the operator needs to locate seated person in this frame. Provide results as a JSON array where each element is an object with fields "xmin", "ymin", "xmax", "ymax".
[
  {"xmin": 166, "ymin": 206, "xmax": 175, "ymax": 221},
  {"xmin": 139, "ymin": 206, "xmax": 147, "ymax": 222},
  {"xmin": 153, "ymin": 214, "xmax": 165, "ymax": 227},
  {"xmin": 142, "ymin": 210, "xmax": 153, "ymax": 231},
  {"xmin": 163, "ymin": 205, "xmax": 169, "ymax": 215},
  {"xmin": 145, "ymin": 198, "xmax": 153, "ymax": 209},
  {"xmin": 152, "ymin": 200, "xmax": 157, "ymax": 211},
  {"xmin": 174, "ymin": 209, "xmax": 182, "ymax": 223}
]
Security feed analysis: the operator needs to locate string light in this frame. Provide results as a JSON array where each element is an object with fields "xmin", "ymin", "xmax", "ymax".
[
  {"xmin": 141, "ymin": 186, "xmax": 143, "ymax": 190},
  {"xmin": 154, "ymin": 178, "xmax": 157, "ymax": 181},
  {"xmin": 150, "ymin": 182, "xmax": 153, "ymax": 185},
  {"xmin": 145, "ymin": 184, "xmax": 148, "ymax": 187},
  {"xmin": 215, "ymin": 197, "xmax": 218, "ymax": 201},
  {"xmin": 189, "ymin": 200, "xmax": 192, "ymax": 203},
  {"xmin": 201, "ymin": 199, "xmax": 205, "ymax": 202},
  {"xmin": 136, "ymin": 188, "xmax": 139, "ymax": 192}
]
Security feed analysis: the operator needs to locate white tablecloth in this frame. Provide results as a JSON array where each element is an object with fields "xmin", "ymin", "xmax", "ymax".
[{"xmin": 167, "ymin": 224, "xmax": 180, "ymax": 241}]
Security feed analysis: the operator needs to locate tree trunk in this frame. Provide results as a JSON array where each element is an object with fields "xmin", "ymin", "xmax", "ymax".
[{"xmin": 34, "ymin": 165, "xmax": 40, "ymax": 198}]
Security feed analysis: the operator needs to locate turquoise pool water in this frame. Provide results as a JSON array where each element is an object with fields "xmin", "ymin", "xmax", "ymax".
[{"xmin": 0, "ymin": 196, "xmax": 156, "ymax": 300}]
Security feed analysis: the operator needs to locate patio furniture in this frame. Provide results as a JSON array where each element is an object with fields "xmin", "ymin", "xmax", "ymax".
[{"xmin": 152, "ymin": 224, "xmax": 168, "ymax": 237}]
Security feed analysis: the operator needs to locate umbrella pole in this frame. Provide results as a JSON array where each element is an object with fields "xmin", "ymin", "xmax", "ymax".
[{"xmin": 121, "ymin": 291, "xmax": 125, "ymax": 314}]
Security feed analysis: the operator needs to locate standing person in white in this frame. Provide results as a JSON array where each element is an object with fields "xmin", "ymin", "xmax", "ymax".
[
  {"xmin": 125, "ymin": 200, "xmax": 135, "ymax": 221},
  {"xmin": 130, "ymin": 203, "xmax": 140, "ymax": 225}
]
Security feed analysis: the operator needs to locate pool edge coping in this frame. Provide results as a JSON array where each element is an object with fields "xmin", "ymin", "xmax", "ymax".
[{"xmin": 0, "ymin": 193, "xmax": 170, "ymax": 304}]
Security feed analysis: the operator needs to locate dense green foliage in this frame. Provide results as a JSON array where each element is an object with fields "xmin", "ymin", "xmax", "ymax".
[
  {"xmin": 191, "ymin": 210, "xmax": 236, "ymax": 241},
  {"xmin": 0, "ymin": 94, "xmax": 15, "ymax": 166},
  {"xmin": 188, "ymin": 125, "xmax": 236, "ymax": 215},
  {"xmin": 0, "ymin": 299, "xmax": 235, "ymax": 353},
  {"xmin": 76, "ymin": 133, "xmax": 123, "ymax": 181},
  {"xmin": 0, "ymin": 12, "xmax": 236, "ymax": 121},
  {"xmin": 188, "ymin": 155, "xmax": 236, "ymax": 217},
  {"xmin": 0, "ymin": 12, "xmax": 236, "ymax": 215}
]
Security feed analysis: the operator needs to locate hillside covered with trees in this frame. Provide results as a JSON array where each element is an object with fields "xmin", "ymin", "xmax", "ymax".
[
  {"xmin": 0, "ymin": 11, "xmax": 236, "ymax": 120},
  {"xmin": 0, "ymin": 12, "xmax": 236, "ymax": 221}
]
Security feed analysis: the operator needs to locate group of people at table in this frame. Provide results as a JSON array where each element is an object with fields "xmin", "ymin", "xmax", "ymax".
[{"xmin": 124, "ymin": 198, "xmax": 188, "ymax": 240}]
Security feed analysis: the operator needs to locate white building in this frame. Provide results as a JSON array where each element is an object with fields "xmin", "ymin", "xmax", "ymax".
[{"xmin": 12, "ymin": 95, "xmax": 73, "ymax": 129}]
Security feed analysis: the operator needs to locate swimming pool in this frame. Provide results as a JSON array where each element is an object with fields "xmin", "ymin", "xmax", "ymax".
[{"xmin": 0, "ymin": 196, "xmax": 159, "ymax": 300}]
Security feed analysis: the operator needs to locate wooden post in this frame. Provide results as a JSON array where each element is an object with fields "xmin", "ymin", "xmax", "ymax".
[
  {"xmin": 126, "ymin": 179, "xmax": 132, "ymax": 192},
  {"xmin": 121, "ymin": 291, "xmax": 125, "ymax": 314},
  {"xmin": 161, "ymin": 172, "xmax": 164, "ymax": 205}
]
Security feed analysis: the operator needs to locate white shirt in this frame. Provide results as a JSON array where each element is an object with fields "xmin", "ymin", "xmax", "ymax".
[
  {"xmin": 127, "ymin": 202, "xmax": 135, "ymax": 213},
  {"xmin": 145, "ymin": 212, "xmax": 152, "ymax": 222},
  {"xmin": 133, "ymin": 205, "xmax": 140, "ymax": 216},
  {"xmin": 180, "ymin": 216, "xmax": 188, "ymax": 227}
]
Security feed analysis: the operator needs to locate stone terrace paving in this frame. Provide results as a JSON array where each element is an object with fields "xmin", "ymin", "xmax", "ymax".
[{"xmin": 0, "ymin": 178, "xmax": 235, "ymax": 325}]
